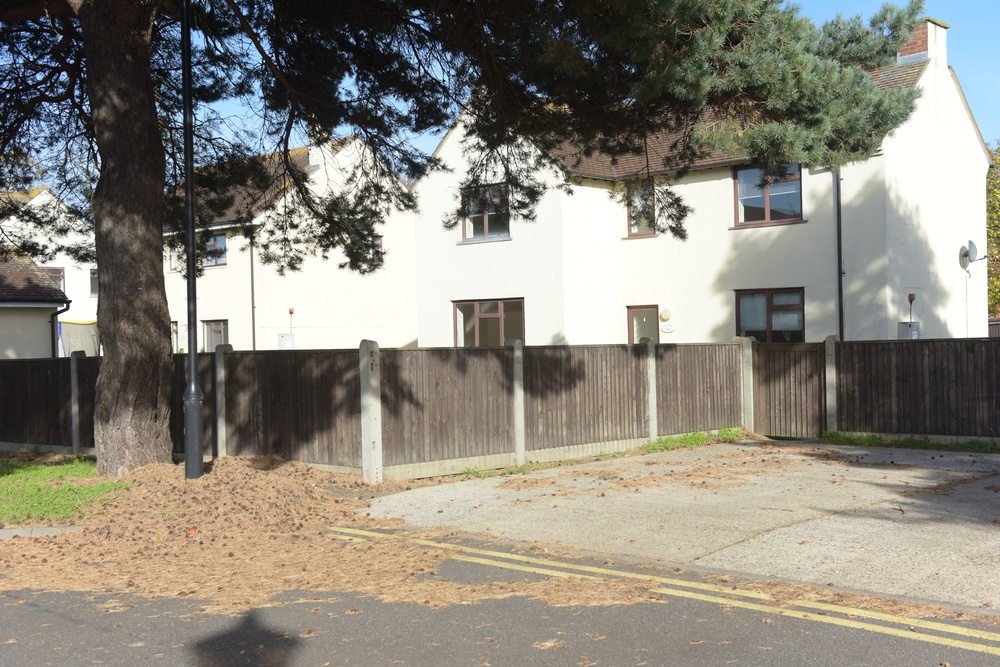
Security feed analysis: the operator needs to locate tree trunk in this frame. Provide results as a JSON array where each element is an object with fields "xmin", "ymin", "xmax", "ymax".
[{"xmin": 78, "ymin": 0, "xmax": 174, "ymax": 476}]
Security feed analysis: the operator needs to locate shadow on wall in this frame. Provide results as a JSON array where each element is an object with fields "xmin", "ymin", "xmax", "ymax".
[{"xmin": 709, "ymin": 172, "xmax": 949, "ymax": 343}]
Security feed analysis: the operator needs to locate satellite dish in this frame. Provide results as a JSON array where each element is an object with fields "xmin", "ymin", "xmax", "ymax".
[
  {"xmin": 960, "ymin": 245, "xmax": 971, "ymax": 270},
  {"xmin": 968, "ymin": 240, "xmax": 978, "ymax": 262}
]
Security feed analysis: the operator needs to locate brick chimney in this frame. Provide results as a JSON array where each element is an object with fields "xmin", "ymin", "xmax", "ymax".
[{"xmin": 897, "ymin": 18, "xmax": 949, "ymax": 66}]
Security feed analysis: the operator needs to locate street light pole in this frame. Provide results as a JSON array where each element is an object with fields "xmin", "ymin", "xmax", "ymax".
[{"xmin": 181, "ymin": 0, "xmax": 203, "ymax": 479}]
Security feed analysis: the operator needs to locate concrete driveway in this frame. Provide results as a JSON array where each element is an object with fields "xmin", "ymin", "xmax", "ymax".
[{"xmin": 367, "ymin": 441, "xmax": 1000, "ymax": 611}]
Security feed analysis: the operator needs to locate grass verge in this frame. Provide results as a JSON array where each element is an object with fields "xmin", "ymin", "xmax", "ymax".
[
  {"xmin": 459, "ymin": 428, "xmax": 747, "ymax": 479},
  {"xmin": 639, "ymin": 427, "xmax": 743, "ymax": 454},
  {"xmin": 0, "ymin": 454, "xmax": 128, "ymax": 526},
  {"xmin": 817, "ymin": 431, "xmax": 1000, "ymax": 454}
]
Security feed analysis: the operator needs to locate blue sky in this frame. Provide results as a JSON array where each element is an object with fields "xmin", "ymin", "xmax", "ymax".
[{"xmin": 791, "ymin": 0, "xmax": 999, "ymax": 146}]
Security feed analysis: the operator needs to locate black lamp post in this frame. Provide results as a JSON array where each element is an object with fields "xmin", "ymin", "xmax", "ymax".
[{"xmin": 181, "ymin": 0, "xmax": 203, "ymax": 479}]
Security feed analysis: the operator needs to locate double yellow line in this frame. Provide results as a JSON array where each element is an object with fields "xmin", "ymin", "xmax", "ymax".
[{"xmin": 328, "ymin": 525, "xmax": 1000, "ymax": 657}]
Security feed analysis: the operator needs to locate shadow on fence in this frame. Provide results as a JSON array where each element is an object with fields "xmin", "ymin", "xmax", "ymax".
[{"xmin": 3, "ymin": 338, "xmax": 998, "ymax": 480}]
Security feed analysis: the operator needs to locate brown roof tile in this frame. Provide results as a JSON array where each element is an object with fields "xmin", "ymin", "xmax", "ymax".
[
  {"xmin": 197, "ymin": 139, "xmax": 352, "ymax": 225},
  {"xmin": 0, "ymin": 251, "xmax": 69, "ymax": 304},
  {"xmin": 550, "ymin": 61, "xmax": 926, "ymax": 182}
]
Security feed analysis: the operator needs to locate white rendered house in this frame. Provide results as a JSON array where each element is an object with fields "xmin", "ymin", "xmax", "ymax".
[
  {"xmin": 162, "ymin": 138, "xmax": 419, "ymax": 352},
  {"xmin": 0, "ymin": 187, "xmax": 99, "ymax": 355},
  {"xmin": 411, "ymin": 18, "xmax": 989, "ymax": 348}
]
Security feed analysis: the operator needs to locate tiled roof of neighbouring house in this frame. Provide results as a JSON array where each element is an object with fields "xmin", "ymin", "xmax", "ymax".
[
  {"xmin": 0, "ymin": 250, "xmax": 69, "ymax": 304},
  {"xmin": 549, "ymin": 59, "xmax": 928, "ymax": 182}
]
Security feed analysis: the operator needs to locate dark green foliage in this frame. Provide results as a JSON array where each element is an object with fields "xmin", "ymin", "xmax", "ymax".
[{"xmin": 0, "ymin": 0, "xmax": 923, "ymax": 268}]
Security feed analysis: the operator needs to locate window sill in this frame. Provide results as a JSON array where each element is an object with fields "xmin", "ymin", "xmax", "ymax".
[
  {"xmin": 622, "ymin": 233, "xmax": 657, "ymax": 240},
  {"xmin": 457, "ymin": 236, "xmax": 511, "ymax": 246},
  {"xmin": 730, "ymin": 218, "xmax": 807, "ymax": 230}
]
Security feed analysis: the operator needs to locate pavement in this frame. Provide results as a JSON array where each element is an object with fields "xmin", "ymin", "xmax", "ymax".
[{"xmin": 367, "ymin": 440, "xmax": 1000, "ymax": 612}]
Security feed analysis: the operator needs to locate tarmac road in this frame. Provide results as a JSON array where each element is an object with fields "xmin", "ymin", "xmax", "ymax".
[{"xmin": 367, "ymin": 440, "xmax": 1000, "ymax": 612}]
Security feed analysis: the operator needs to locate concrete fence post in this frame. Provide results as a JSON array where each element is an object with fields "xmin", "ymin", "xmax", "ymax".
[
  {"xmin": 214, "ymin": 344, "xmax": 234, "ymax": 459},
  {"xmin": 740, "ymin": 337, "xmax": 755, "ymax": 433},
  {"xmin": 646, "ymin": 340, "xmax": 658, "ymax": 441},
  {"xmin": 360, "ymin": 340, "xmax": 383, "ymax": 484},
  {"xmin": 513, "ymin": 341, "xmax": 526, "ymax": 466},
  {"xmin": 69, "ymin": 350, "xmax": 86, "ymax": 454},
  {"xmin": 824, "ymin": 335, "xmax": 839, "ymax": 433}
]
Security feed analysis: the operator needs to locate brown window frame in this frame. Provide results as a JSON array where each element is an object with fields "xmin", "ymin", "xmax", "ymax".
[
  {"xmin": 169, "ymin": 233, "xmax": 228, "ymax": 270},
  {"xmin": 203, "ymin": 319, "xmax": 229, "ymax": 351},
  {"xmin": 733, "ymin": 164, "xmax": 803, "ymax": 227},
  {"xmin": 627, "ymin": 305, "xmax": 660, "ymax": 344},
  {"xmin": 626, "ymin": 182, "xmax": 656, "ymax": 238},
  {"xmin": 453, "ymin": 298, "xmax": 524, "ymax": 347},
  {"xmin": 461, "ymin": 184, "xmax": 510, "ymax": 241},
  {"xmin": 203, "ymin": 233, "xmax": 228, "ymax": 267},
  {"xmin": 735, "ymin": 288, "xmax": 805, "ymax": 343}
]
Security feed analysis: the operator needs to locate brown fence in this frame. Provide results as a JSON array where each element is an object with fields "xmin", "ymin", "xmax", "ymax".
[
  {"xmin": 525, "ymin": 345, "xmax": 648, "ymax": 451},
  {"xmin": 0, "ymin": 358, "xmax": 72, "ymax": 446},
  {"xmin": 754, "ymin": 343, "xmax": 826, "ymax": 438},
  {"xmin": 657, "ymin": 344, "xmax": 742, "ymax": 434},
  {"xmin": 4, "ymin": 338, "xmax": 998, "ymax": 479},
  {"xmin": 225, "ymin": 350, "xmax": 360, "ymax": 467},
  {"xmin": 381, "ymin": 348, "xmax": 513, "ymax": 467},
  {"xmin": 838, "ymin": 339, "xmax": 1000, "ymax": 437}
]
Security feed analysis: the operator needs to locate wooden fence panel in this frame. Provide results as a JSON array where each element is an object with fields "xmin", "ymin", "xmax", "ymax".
[
  {"xmin": 77, "ymin": 357, "xmax": 101, "ymax": 449},
  {"xmin": 524, "ymin": 346, "xmax": 647, "ymax": 451},
  {"xmin": 0, "ymin": 358, "xmax": 71, "ymax": 445},
  {"xmin": 656, "ymin": 344, "xmax": 742, "ymax": 435},
  {"xmin": 754, "ymin": 343, "xmax": 825, "ymax": 438},
  {"xmin": 838, "ymin": 339, "xmax": 1000, "ymax": 437},
  {"xmin": 225, "ymin": 350, "xmax": 361, "ymax": 467},
  {"xmin": 380, "ymin": 348, "xmax": 513, "ymax": 466}
]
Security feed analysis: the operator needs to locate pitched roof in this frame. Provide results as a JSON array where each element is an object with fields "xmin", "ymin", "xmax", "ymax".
[
  {"xmin": 195, "ymin": 139, "xmax": 353, "ymax": 226},
  {"xmin": 204, "ymin": 146, "xmax": 314, "ymax": 225},
  {"xmin": 0, "ymin": 251, "xmax": 69, "ymax": 304},
  {"xmin": 549, "ymin": 60, "xmax": 927, "ymax": 182}
]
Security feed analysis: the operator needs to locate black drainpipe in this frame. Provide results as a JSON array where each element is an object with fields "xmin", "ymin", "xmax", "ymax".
[
  {"xmin": 50, "ymin": 300, "xmax": 72, "ymax": 358},
  {"xmin": 833, "ymin": 170, "xmax": 845, "ymax": 341}
]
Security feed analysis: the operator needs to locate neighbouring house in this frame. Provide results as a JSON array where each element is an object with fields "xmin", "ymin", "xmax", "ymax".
[
  {"xmin": 0, "ymin": 187, "xmax": 99, "ymax": 356},
  {"xmin": 162, "ymin": 138, "xmax": 419, "ymax": 352},
  {"xmin": 411, "ymin": 18, "xmax": 990, "ymax": 347},
  {"xmin": 0, "ymin": 250, "xmax": 71, "ymax": 359},
  {"xmin": 159, "ymin": 18, "xmax": 988, "ymax": 351}
]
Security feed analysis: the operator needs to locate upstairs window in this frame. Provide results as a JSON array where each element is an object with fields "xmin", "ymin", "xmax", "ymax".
[
  {"xmin": 89, "ymin": 269, "xmax": 98, "ymax": 297},
  {"xmin": 203, "ymin": 233, "xmax": 227, "ymax": 267},
  {"xmin": 169, "ymin": 233, "xmax": 228, "ymax": 270},
  {"xmin": 462, "ymin": 185, "xmax": 510, "ymax": 241},
  {"xmin": 734, "ymin": 165, "xmax": 802, "ymax": 225},
  {"xmin": 454, "ymin": 299, "xmax": 524, "ymax": 347},
  {"xmin": 42, "ymin": 267, "xmax": 65, "ymax": 292},
  {"xmin": 627, "ymin": 182, "xmax": 656, "ymax": 237},
  {"xmin": 736, "ymin": 288, "xmax": 804, "ymax": 342}
]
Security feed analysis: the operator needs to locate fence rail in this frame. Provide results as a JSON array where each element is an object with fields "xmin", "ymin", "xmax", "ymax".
[{"xmin": 2, "ymin": 337, "xmax": 998, "ymax": 480}]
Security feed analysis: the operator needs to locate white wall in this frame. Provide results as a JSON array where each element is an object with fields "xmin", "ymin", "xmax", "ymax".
[
  {"xmin": 413, "ymin": 126, "xmax": 570, "ymax": 347},
  {"xmin": 0, "ymin": 307, "xmax": 55, "ymax": 359},
  {"xmin": 878, "ymin": 22, "xmax": 989, "ymax": 339},
  {"xmin": 163, "ymin": 142, "xmax": 419, "ymax": 352}
]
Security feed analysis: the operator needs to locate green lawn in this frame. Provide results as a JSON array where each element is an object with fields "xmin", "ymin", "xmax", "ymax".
[{"xmin": 0, "ymin": 455, "xmax": 128, "ymax": 525}]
